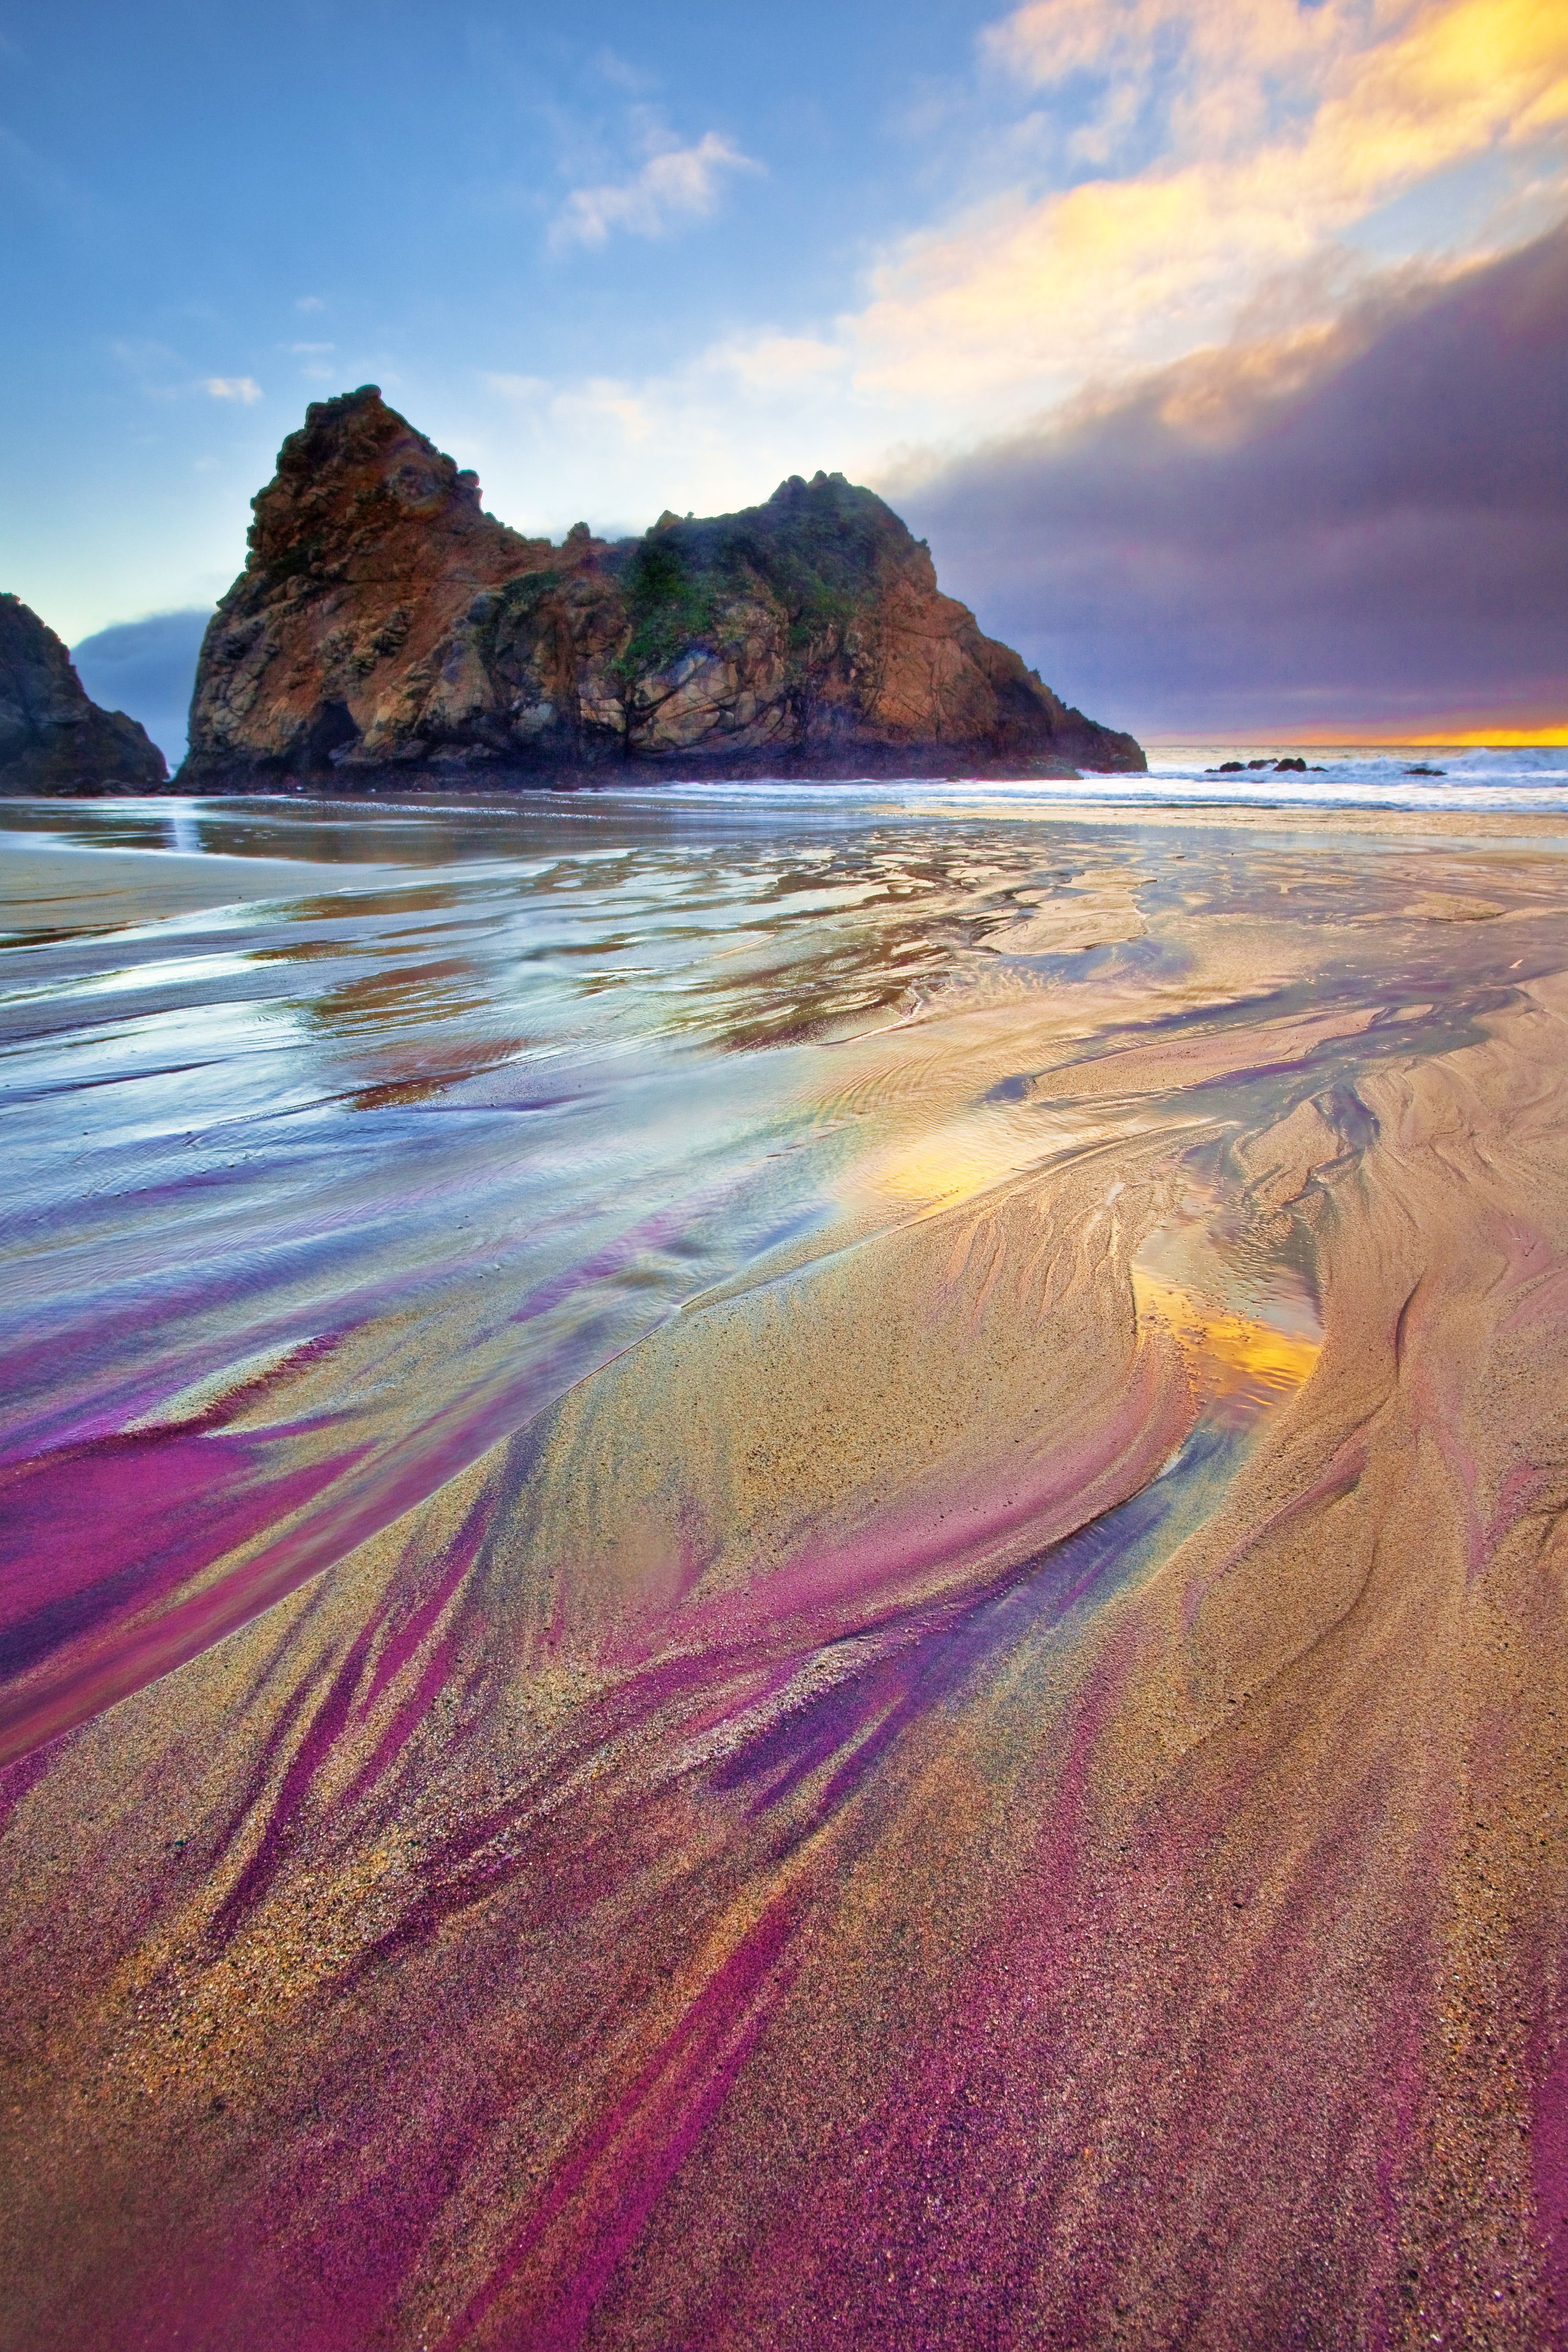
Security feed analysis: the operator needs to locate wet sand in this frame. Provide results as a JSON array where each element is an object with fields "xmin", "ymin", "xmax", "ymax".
[{"xmin": 4, "ymin": 800, "xmax": 1568, "ymax": 2346}]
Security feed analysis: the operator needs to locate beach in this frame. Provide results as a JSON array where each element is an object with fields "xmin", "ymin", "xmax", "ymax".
[{"xmin": 4, "ymin": 767, "xmax": 1568, "ymax": 2346}]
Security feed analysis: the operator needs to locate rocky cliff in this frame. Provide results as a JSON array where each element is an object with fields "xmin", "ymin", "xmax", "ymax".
[
  {"xmin": 0, "ymin": 596, "xmax": 168, "ymax": 793},
  {"xmin": 182, "ymin": 388, "xmax": 1144, "ymax": 787}
]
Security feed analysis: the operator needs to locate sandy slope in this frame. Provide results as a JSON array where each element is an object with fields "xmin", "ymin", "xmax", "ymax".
[{"xmin": 5, "ymin": 814, "xmax": 1568, "ymax": 2348}]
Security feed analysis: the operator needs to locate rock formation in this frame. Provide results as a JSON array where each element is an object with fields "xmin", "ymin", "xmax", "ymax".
[
  {"xmin": 0, "ymin": 595, "xmax": 168, "ymax": 793},
  {"xmin": 182, "ymin": 387, "xmax": 1144, "ymax": 788}
]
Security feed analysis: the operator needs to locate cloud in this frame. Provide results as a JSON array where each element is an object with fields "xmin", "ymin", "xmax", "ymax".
[
  {"xmin": 295, "ymin": 295, "xmax": 325, "ymax": 313},
  {"xmin": 591, "ymin": 45, "xmax": 654, "ymax": 93},
  {"xmin": 112, "ymin": 346, "xmax": 270, "ymax": 410},
  {"xmin": 985, "ymin": 0, "xmax": 1347, "ymax": 113},
  {"xmin": 542, "ymin": 377, "xmax": 655, "ymax": 445},
  {"xmin": 552, "ymin": 129, "xmax": 759, "ymax": 250},
  {"xmin": 844, "ymin": 0, "xmax": 1568, "ymax": 423},
  {"xmin": 708, "ymin": 333, "xmax": 844, "ymax": 391},
  {"xmin": 286, "ymin": 342, "xmax": 336, "ymax": 382},
  {"xmin": 70, "ymin": 608, "xmax": 212, "ymax": 767},
  {"xmin": 893, "ymin": 219, "xmax": 1568, "ymax": 736},
  {"xmin": 443, "ymin": 0, "xmax": 1566, "ymax": 643},
  {"xmin": 483, "ymin": 372, "xmax": 548, "ymax": 400},
  {"xmin": 470, "ymin": 0, "xmax": 1567, "ymax": 546},
  {"xmin": 470, "ymin": 330, "xmax": 867, "ymax": 538}
]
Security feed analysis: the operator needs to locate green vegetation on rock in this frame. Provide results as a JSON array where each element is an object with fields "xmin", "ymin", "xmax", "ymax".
[
  {"xmin": 615, "ymin": 539, "xmax": 727, "ymax": 684},
  {"xmin": 612, "ymin": 472, "xmax": 913, "ymax": 686}
]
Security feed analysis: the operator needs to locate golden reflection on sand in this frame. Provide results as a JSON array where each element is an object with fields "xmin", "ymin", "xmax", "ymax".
[{"xmin": 1131, "ymin": 1267, "xmax": 1321, "ymax": 1399}]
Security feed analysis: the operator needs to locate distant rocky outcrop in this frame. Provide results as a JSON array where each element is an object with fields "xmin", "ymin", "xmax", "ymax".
[
  {"xmin": 0, "ymin": 596, "xmax": 168, "ymax": 794},
  {"xmin": 181, "ymin": 388, "xmax": 1144, "ymax": 788}
]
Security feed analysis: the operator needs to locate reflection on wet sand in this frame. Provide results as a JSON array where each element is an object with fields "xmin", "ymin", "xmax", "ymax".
[{"xmin": 4, "ymin": 792, "xmax": 1568, "ymax": 2347}]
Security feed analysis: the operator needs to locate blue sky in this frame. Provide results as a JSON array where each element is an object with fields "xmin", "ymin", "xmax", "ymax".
[{"xmin": 5, "ymin": 0, "xmax": 1566, "ymax": 744}]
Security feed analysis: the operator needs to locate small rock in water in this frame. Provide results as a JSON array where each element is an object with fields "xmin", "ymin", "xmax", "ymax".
[
  {"xmin": 1274, "ymin": 757, "xmax": 1307, "ymax": 772},
  {"xmin": 1403, "ymin": 763, "xmax": 1445, "ymax": 776}
]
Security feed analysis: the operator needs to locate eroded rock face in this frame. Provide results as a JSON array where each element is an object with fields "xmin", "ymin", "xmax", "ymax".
[
  {"xmin": 183, "ymin": 387, "xmax": 1145, "ymax": 786},
  {"xmin": 0, "ymin": 596, "xmax": 168, "ymax": 794}
]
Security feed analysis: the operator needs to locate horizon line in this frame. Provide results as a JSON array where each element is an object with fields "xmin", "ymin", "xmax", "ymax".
[{"xmin": 1142, "ymin": 728, "xmax": 1568, "ymax": 751}]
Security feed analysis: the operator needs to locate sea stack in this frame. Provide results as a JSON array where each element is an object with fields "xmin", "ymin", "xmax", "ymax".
[
  {"xmin": 0, "ymin": 595, "xmax": 168, "ymax": 793},
  {"xmin": 181, "ymin": 387, "xmax": 1145, "ymax": 787}
]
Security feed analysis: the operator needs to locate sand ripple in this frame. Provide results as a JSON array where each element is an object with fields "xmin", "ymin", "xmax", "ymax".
[{"xmin": 5, "ymin": 801, "xmax": 1568, "ymax": 2345}]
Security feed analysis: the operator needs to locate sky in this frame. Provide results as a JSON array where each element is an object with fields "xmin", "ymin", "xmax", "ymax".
[{"xmin": 4, "ymin": 0, "xmax": 1565, "ymax": 752}]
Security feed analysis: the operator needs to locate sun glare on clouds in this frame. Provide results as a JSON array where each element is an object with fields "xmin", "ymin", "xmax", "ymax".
[
  {"xmin": 848, "ymin": 0, "xmax": 1568, "ymax": 419},
  {"xmin": 480, "ymin": 0, "xmax": 1568, "ymax": 535}
]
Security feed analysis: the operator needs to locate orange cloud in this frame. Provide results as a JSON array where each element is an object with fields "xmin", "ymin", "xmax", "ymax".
[{"xmin": 847, "ymin": 0, "xmax": 1568, "ymax": 417}]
